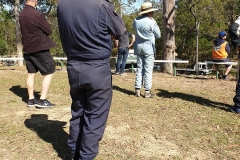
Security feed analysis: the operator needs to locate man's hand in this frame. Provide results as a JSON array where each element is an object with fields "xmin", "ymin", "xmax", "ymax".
[
  {"xmin": 127, "ymin": 44, "xmax": 133, "ymax": 49},
  {"xmin": 110, "ymin": 32, "xmax": 115, "ymax": 40}
]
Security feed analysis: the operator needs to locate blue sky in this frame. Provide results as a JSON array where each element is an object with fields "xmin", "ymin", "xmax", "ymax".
[
  {"xmin": 121, "ymin": 0, "xmax": 162, "ymax": 14},
  {"xmin": 121, "ymin": 0, "xmax": 144, "ymax": 14},
  {"xmin": 132, "ymin": 0, "xmax": 143, "ymax": 8}
]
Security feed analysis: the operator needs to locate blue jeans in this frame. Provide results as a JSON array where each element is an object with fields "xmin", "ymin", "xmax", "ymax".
[
  {"xmin": 116, "ymin": 48, "xmax": 129, "ymax": 73},
  {"xmin": 134, "ymin": 41, "xmax": 155, "ymax": 91},
  {"xmin": 135, "ymin": 54, "xmax": 154, "ymax": 91}
]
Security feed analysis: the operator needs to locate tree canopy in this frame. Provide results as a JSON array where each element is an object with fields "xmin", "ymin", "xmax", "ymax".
[{"xmin": 1, "ymin": 0, "xmax": 240, "ymax": 63}]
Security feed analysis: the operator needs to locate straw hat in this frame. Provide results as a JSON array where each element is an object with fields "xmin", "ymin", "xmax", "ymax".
[{"xmin": 138, "ymin": 2, "xmax": 158, "ymax": 15}]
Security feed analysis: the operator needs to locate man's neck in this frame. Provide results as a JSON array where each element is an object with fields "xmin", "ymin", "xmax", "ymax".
[{"xmin": 26, "ymin": 1, "xmax": 36, "ymax": 8}]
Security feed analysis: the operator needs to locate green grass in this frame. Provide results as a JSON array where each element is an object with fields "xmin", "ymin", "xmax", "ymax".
[{"xmin": 0, "ymin": 66, "xmax": 239, "ymax": 160}]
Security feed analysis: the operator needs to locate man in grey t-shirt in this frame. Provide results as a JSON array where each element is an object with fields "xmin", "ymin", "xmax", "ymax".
[{"xmin": 115, "ymin": 26, "xmax": 135, "ymax": 75}]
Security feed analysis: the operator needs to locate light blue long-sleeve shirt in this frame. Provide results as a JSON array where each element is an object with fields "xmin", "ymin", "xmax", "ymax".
[
  {"xmin": 133, "ymin": 15, "xmax": 161, "ymax": 45},
  {"xmin": 132, "ymin": 15, "xmax": 160, "ymax": 55}
]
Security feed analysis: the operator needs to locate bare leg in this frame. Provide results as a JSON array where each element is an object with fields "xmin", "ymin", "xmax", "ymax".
[
  {"xmin": 40, "ymin": 73, "xmax": 54, "ymax": 99},
  {"xmin": 224, "ymin": 65, "xmax": 232, "ymax": 75},
  {"xmin": 26, "ymin": 73, "xmax": 36, "ymax": 99}
]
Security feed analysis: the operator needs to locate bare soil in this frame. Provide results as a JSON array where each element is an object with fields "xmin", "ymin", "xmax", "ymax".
[{"xmin": 0, "ymin": 66, "xmax": 239, "ymax": 160}]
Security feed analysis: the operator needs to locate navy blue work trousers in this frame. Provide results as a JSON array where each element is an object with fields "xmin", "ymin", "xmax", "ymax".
[
  {"xmin": 233, "ymin": 78, "xmax": 240, "ymax": 108},
  {"xmin": 67, "ymin": 59, "xmax": 112, "ymax": 160}
]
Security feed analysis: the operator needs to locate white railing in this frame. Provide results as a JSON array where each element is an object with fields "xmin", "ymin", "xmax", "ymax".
[{"xmin": 0, "ymin": 57, "xmax": 67, "ymax": 60}]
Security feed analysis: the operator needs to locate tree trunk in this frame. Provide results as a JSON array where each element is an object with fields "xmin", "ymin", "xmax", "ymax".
[
  {"xmin": 195, "ymin": 22, "xmax": 200, "ymax": 75},
  {"xmin": 162, "ymin": 0, "xmax": 175, "ymax": 74},
  {"xmin": 14, "ymin": 0, "xmax": 23, "ymax": 66}
]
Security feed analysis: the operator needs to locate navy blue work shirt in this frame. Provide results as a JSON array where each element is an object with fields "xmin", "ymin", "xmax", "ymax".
[{"xmin": 57, "ymin": 0, "xmax": 125, "ymax": 61}]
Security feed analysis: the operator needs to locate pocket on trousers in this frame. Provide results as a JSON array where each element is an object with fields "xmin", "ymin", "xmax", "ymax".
[{"xmin": 45, "ymin": 58, "xmax": 55, "ymax": 73}]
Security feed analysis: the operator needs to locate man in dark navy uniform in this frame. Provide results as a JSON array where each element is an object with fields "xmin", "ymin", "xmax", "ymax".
[
  {"xmin": 229, "ymin": 17, "xmax": 240, "ymax": 114},
  {"xmin": 57, "ymin": 0, "xmax": 125, "ymax": 159}
]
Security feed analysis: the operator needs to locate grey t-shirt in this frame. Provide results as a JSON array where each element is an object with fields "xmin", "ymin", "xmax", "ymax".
[{"xmin": 118, "ymin": 30, "xmax": 132, "ymax": 48}]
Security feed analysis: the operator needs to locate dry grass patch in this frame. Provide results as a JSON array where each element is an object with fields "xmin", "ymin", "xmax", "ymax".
[{"xmin": 0, "ymin": 66, "xmax": 239, "ymax": 160}]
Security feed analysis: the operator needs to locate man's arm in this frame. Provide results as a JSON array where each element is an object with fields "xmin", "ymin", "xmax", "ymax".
[
  {"xmin": 128, "ymin": 34, "xmax": 135, "ymax": 49},
  {"xmin": 226, "ymin": 43, "xmax": 231, "ymax": 54},
  {"xmin": 103, "ymin": 2, "xmax": 125, "ymax": 39},
  {"xmin": 152, "ymin": 19, "xmax": 161, "ymax": 39},
  {"xmin": 38, "ymin": 14, "xmax": 52, "ymax": 35},
  {"xmin": 115, "ymin": 40, "xmax": 119, "ymax": 48}
]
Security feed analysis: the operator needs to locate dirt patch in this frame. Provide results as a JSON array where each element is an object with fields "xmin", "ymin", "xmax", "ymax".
[{"xmin": 0, "ymin": 67, "xmax": 239, "ymax": 160}]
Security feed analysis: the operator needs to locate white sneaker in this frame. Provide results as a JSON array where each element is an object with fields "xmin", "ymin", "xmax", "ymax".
[
  {"xmin": 145, "ymin": 91, "xmax": 154, "ymax": 98},
  {"xmin": 135, "ymin": 90, "xmax": 140, "ymax": 97}
]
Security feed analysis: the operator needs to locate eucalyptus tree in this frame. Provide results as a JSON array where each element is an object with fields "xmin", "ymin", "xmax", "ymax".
[
  {"xmin": 14, "ymin": 0, "xmax": 23, "ymax": 66},
  {"xmin": 175, "ymin": 0, "xmax": 240, "ymax": 65},
  {"xmin": 1, "ymin": 0, "xmax": 23, "ymax": 65},
  {"xmin": 0, "ymin": 9, "xmax": 15, "ymax": 56},
  {"xmin": 175, "ymin": 1, "xmax": 194, "ymax": 61},
  {"xmin": 222, "ymin": 0, "xmax": 240, "ymax": 56},
  {"xmin": 125, "ymin": 0, "xmax": 176, "ymax": 73},
  {"xmin": 223, "ymin": 0, "xmax": 240, "ymax": 24},
  {"xmin": 162, "ymin": 0, "xmax": 175, "ymax": 73},
  {"xmin": 181, "ymin": 0, "xmax": 213, "ymax": 74}
]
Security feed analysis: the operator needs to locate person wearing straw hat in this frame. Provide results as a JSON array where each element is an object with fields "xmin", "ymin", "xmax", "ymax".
[{"xmin": 132, "ymin": 2, "xmax": 161, "ymax": 98}]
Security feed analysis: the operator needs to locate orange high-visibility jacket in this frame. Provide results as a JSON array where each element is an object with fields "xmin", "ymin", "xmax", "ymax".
[{"xmin": 212, "ymin": 41, "xmax": 228, "ymax": 59}]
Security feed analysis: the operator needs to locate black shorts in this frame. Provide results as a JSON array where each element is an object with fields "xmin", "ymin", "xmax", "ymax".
[{"xmin": 24, "ymin": 50, "xmax": 55, "ymax": 75}]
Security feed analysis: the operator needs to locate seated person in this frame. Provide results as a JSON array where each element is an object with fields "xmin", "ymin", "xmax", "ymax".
[{"xmin": 212, "ymin": 31, "xmax": 232, "ymax": 80}]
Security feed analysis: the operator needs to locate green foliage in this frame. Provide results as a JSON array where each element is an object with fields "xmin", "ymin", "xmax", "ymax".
[
  {"xmin": 112, "ymin": 48, "xmax": 118, "ymax": 57},
  {"xmin": 175, "ymin": 0, "xmax": 240, "ymax": 63},
  {"xmin": 122, "ymin": 14, "xmax": 136, "ymax": 33},
  {"xmin": 2, "ymin": 0, "xmax": 240, "ymax": 61},
  {"xmin": 154, "ymin": 11, "xmax": 163, "ymax": 59},
  {"xmin": 0, "ymin": 9, "xmax": 15, "ymax": 56},
  {"xmin": 47, "ymin": 9, "xmax": 64, "ymax": 57}
]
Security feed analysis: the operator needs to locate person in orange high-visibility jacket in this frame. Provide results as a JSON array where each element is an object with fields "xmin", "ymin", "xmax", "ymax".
[{"xmin": 212, "ymin": 31, "xmax": 232, "ymax": 80}]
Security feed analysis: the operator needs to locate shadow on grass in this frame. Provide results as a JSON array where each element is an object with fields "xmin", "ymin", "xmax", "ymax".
[
  {"xmin": 0, "ymin": 68, "xmax": 15, "ymax": 70},
  {"xmin": 183, "ymin": 75, "xmax": 237, "ymax": 82},
  {"xmin": 157, "ymin": 89, "xmax": 232, "ymax": 112},
  {"xmin": 9, "ymin": 85, "xmax": 40, "ymax": 103},
  {"xmin": 182, "ymin": 74, "xmax": 237, "ymax": 82},
  {"xmin": 184, "ymin": 76, "xmax": 210, "ymax": 80},
  {"xmin": 24, "ymin": 114, "xmax": 71, "ymax": 160},
  {"xmin": 113, "ymin": 85, "xmax": 134, "ymax": 95}
]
